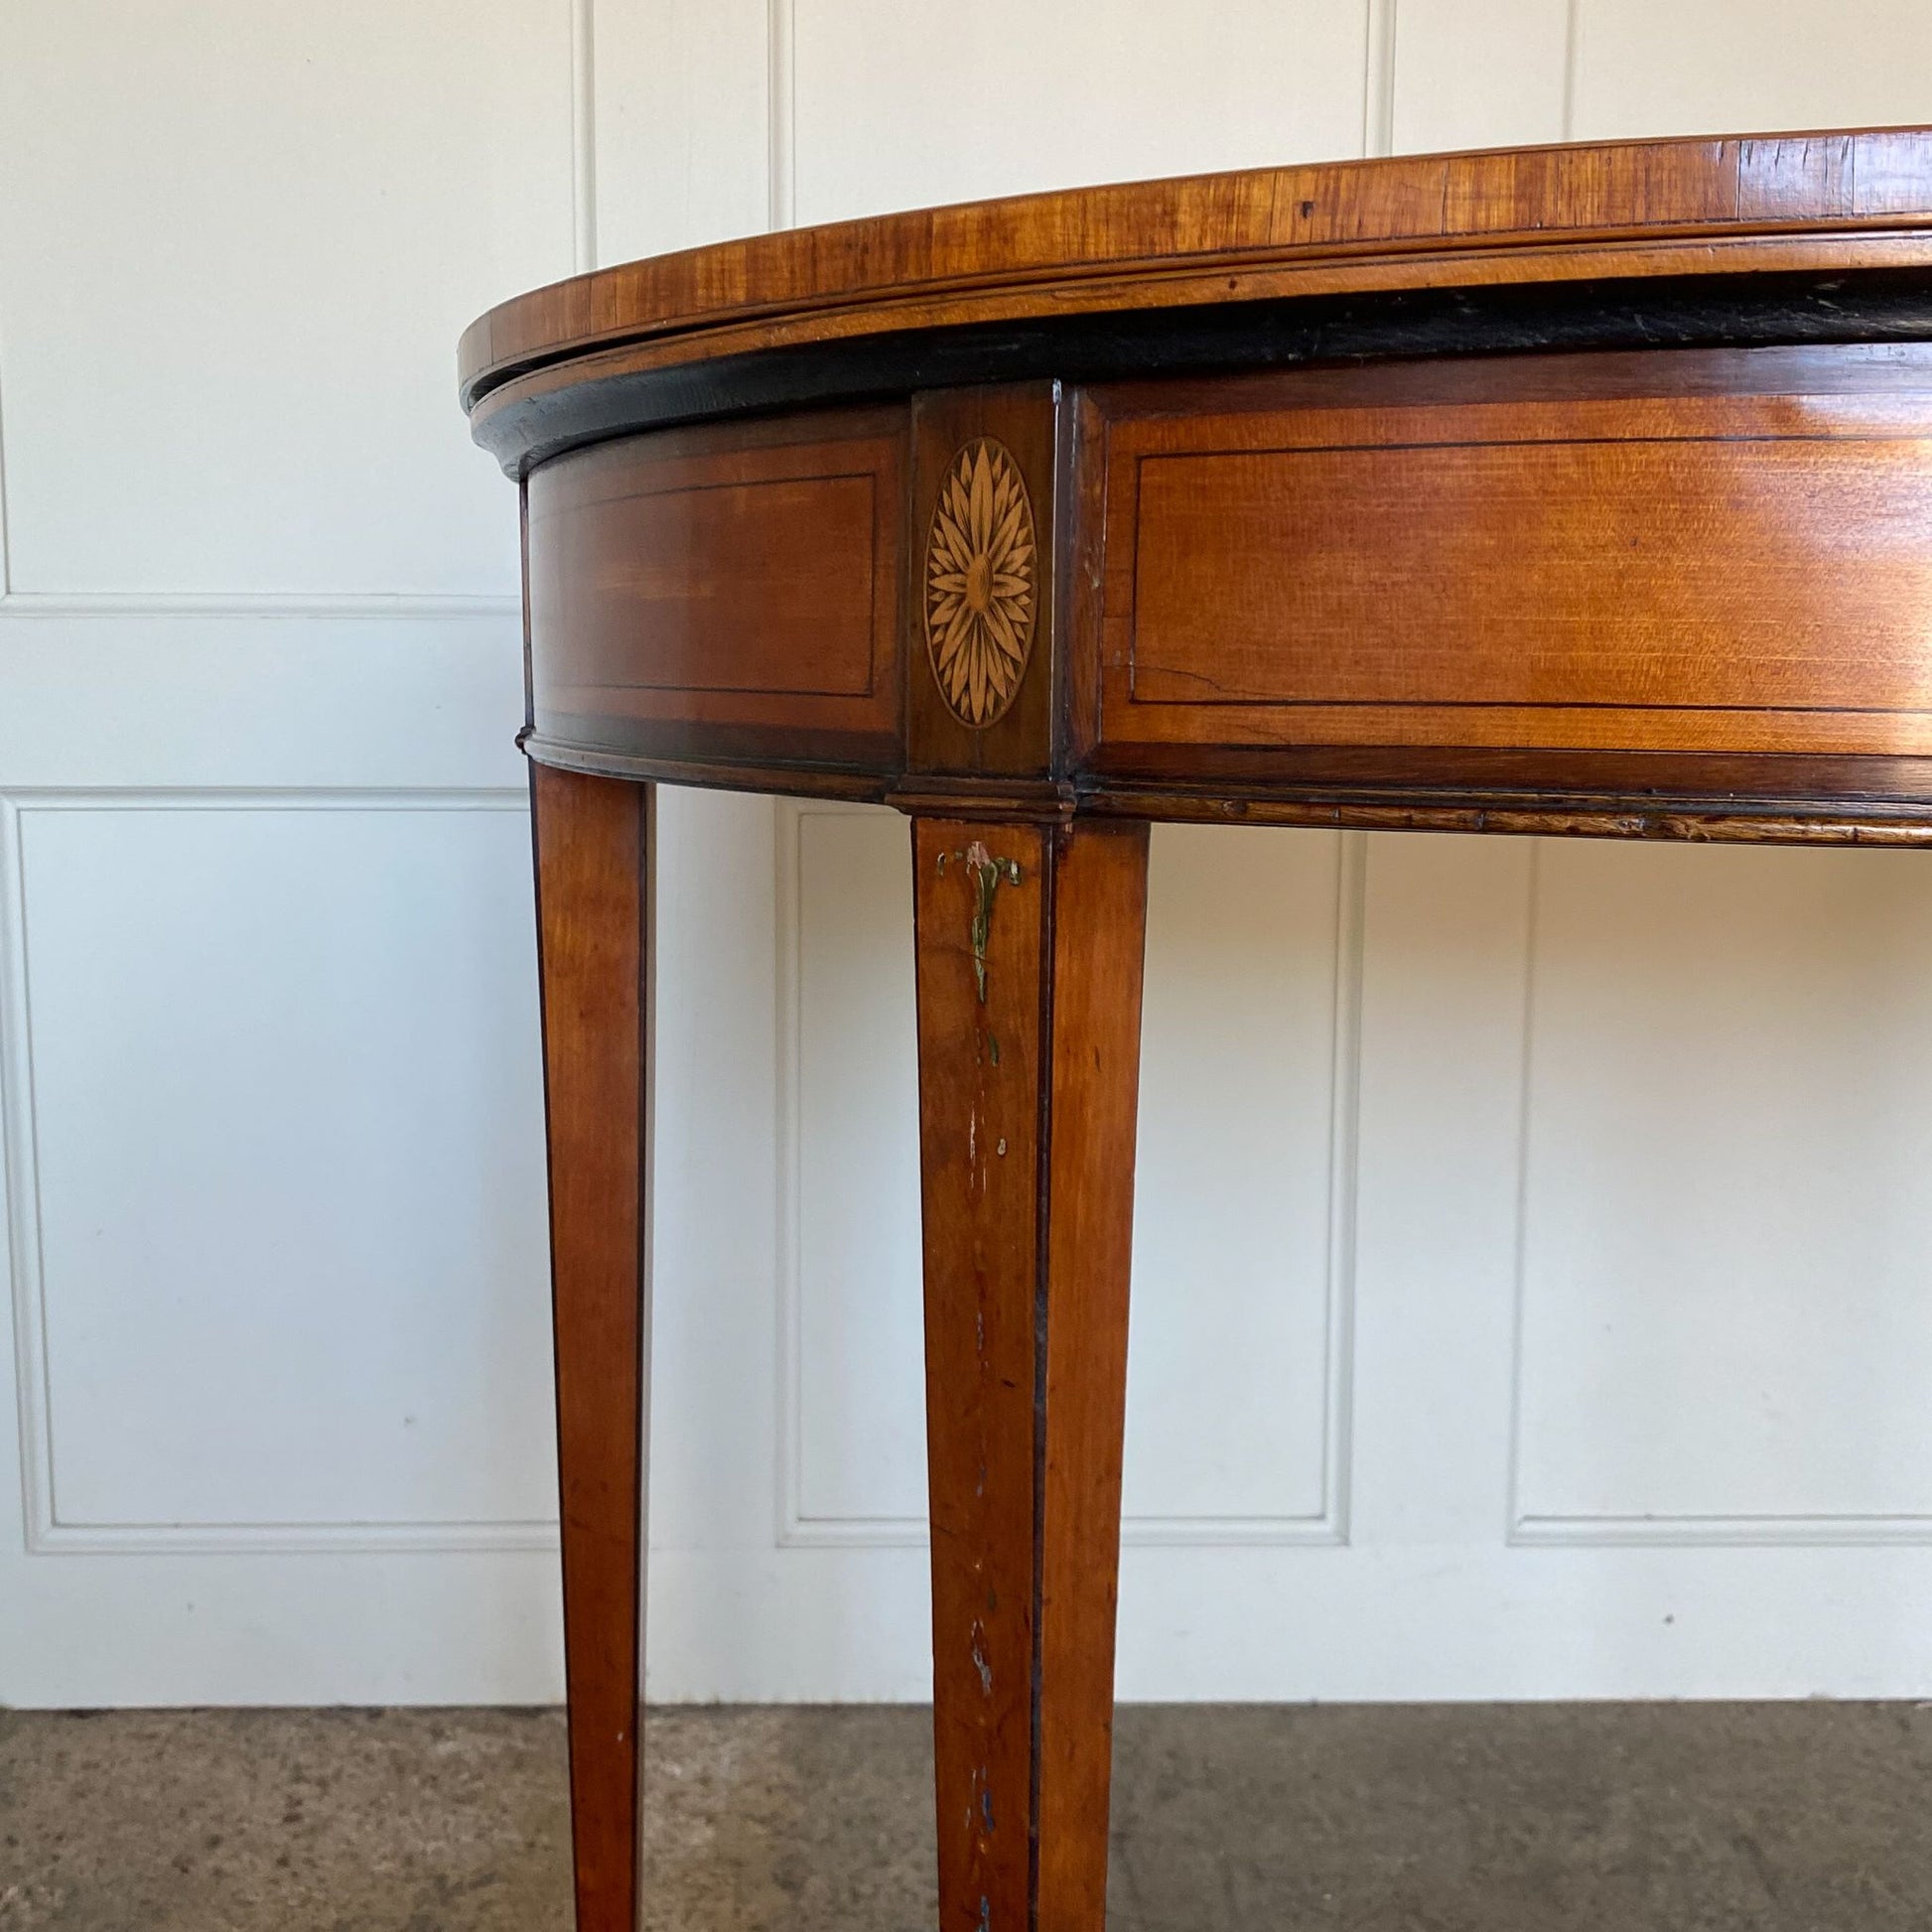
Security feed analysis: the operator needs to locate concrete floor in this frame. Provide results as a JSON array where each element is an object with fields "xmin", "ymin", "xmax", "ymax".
[{"xmin": 4, "ymin": 1704, "xmax": 1932, "ymax": 1929}]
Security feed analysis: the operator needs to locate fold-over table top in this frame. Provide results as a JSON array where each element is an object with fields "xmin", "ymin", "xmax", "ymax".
[{"xmin": 461, "ymin": 128, "xmax": 1932, "ymax": 414}]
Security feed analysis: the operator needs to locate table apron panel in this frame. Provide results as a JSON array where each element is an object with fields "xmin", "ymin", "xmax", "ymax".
[
  {"xmin": 1088, "ymin": 349, "xmax": 1932, "ymax": 765},
  {"xmin": 517, "ymin": 347, "xmax": 1932, "ymax": 821},
  {"xmin": 525, "ymin": 407, "xmax": 908, "ymax": 770}
]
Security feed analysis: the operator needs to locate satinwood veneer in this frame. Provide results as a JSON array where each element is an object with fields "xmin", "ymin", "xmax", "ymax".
[{"xmin": 464, "ymin": 128, "xmax": 1932, "ymax": 1930}]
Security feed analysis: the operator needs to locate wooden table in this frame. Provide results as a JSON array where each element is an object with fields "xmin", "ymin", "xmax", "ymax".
[{"xmin": 461, "ymin": 128, "xmax": 1932, "ymax": 1931}]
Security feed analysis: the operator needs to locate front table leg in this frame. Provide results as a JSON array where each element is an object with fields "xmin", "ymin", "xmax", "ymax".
[
  {"xmin": 531, "ymin": 764, "xmax": 653, "ymax": 1932},
  {"xmin": 912, "ymin": 816, "xmax": 1152, "ymax": 1931}
]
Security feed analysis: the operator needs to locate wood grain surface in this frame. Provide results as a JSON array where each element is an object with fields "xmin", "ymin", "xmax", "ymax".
[
  {"xmin": 906, "ymin": 386, "xmax": 1065, "ymax": 788},
  {"xmin": 912, "ymin": 817, "xmax": 1149, "ymax": 1930},
  {"xmin": 1035, "ymin": 822, "xmax": 1151, "ymax": 1930},
  {"xmin": 526, "ymin": 407, "xmax": 905, "ymax": 778},
  {"xmin": 1092, "ymin": 347, "xmax": 1932, "ymax": 759},
  {"xmin": 530, "ymin": 765, "xmax": 652, "ymax": 1932},
  {"xmin": 462, "ymin": 129, "xmax": 1932, "ymax": 411},
  {"xmin": 490, "ymin": 128, "xmax": 1932, "ymax": 1932},
  {"xmin": 507, "ymin": 346, "xmax": 1932, "ymax": 837}
]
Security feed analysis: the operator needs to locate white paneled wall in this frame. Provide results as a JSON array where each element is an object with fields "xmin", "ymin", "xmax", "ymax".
[
  {"xmin": 1569, "ymin": 1, "xmax": 1932, "ymax": 139},
  {"xmin": 1513, "ymin": 845, "xmax": 1932, "ymax": 1543},
  {"xmin": 16, "ymin": 797, "xmax": 551, "ymax": 1551},
  {"xmin": 6, "ymin": 0, "xmax": 1932, "ymax": 1707},
  {"xmin": 790, "ymin": 0, "xmax": 1374, "ymax": 224},
  {"xmin": 0, "ymin": 0, "xmax": 570, "ymax": 1706}
]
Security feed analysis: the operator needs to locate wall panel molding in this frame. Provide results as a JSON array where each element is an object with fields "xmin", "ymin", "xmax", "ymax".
[
  {"xmin": 1127, "ymin": 828, "xmax": 1364, "ymax": 1549},
  {"xmin": 573, "ymin": 0, "xmax": 600, "ymax": 271},
  {"xmin": 0, "ymin": 363, "xmax": 12, "ymax": 599},
  {"xmin": 1561, "ymin": 0, "xmax": 1584, "ymax": 138},
  {"xmin": 1512, "ymin": 1509, "xmax": 1932, "ymax": 1549},
  {"xmin": 767, "ymin": 0, "xmax": 796, "ymax": 229},
  {"xmin": 1, "ymin": 786, "xmax": 553, "ymax": 1559},
  {"xmin": 1364, "ymin": 0, "xmax": 1399, "ymax": 157},
  {"xmin": 0, "ymin": 0, "xmax": 575, "ymax": 610},
  {"xmin": 773, "ymin": 803, "xmax": 1363, "ymax": 1551},
  {"xmin": 1504, "ymin": 839, "xmax": 1932, "ymax": 1551},
  {"xmin": 0, "ymin": 593, "xmax": 520, "ymax": 621}
]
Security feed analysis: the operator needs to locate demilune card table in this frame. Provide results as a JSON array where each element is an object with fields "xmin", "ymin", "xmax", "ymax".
[{"xmin": 460, "ymin": 127, "xmax": 1932, "ymax": 1931}]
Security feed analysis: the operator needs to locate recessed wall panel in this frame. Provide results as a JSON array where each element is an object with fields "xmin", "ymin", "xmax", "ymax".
[
  {"xmin": 790, "ymin": 813, "xmax": 1351, "ymax": 1538},
  {"xmin": 1515, "ymin": 842, "xmax": 1932, "ymax": 1535},
  {"xmin": 20, "ymin": 800, "xmax": 553, "ymax": 1534},
  {"xmin": 0, "ymin": 0, "xmax": 573, "ymax": 596}
]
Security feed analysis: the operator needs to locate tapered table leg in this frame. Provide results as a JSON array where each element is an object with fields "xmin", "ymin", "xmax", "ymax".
[
  {"xmin": 531, "ymin": 764, "xmax": 653, "ymax": 1932},
  {"xmin": 912, "ymin": 816, "xmax": 1152, "ymax": 1932}
]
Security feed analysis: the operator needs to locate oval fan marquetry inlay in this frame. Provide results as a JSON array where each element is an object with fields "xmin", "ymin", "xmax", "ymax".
[{"xmin": 923, "ymin": 438, "xmax": 1036, "ymax": 729}]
